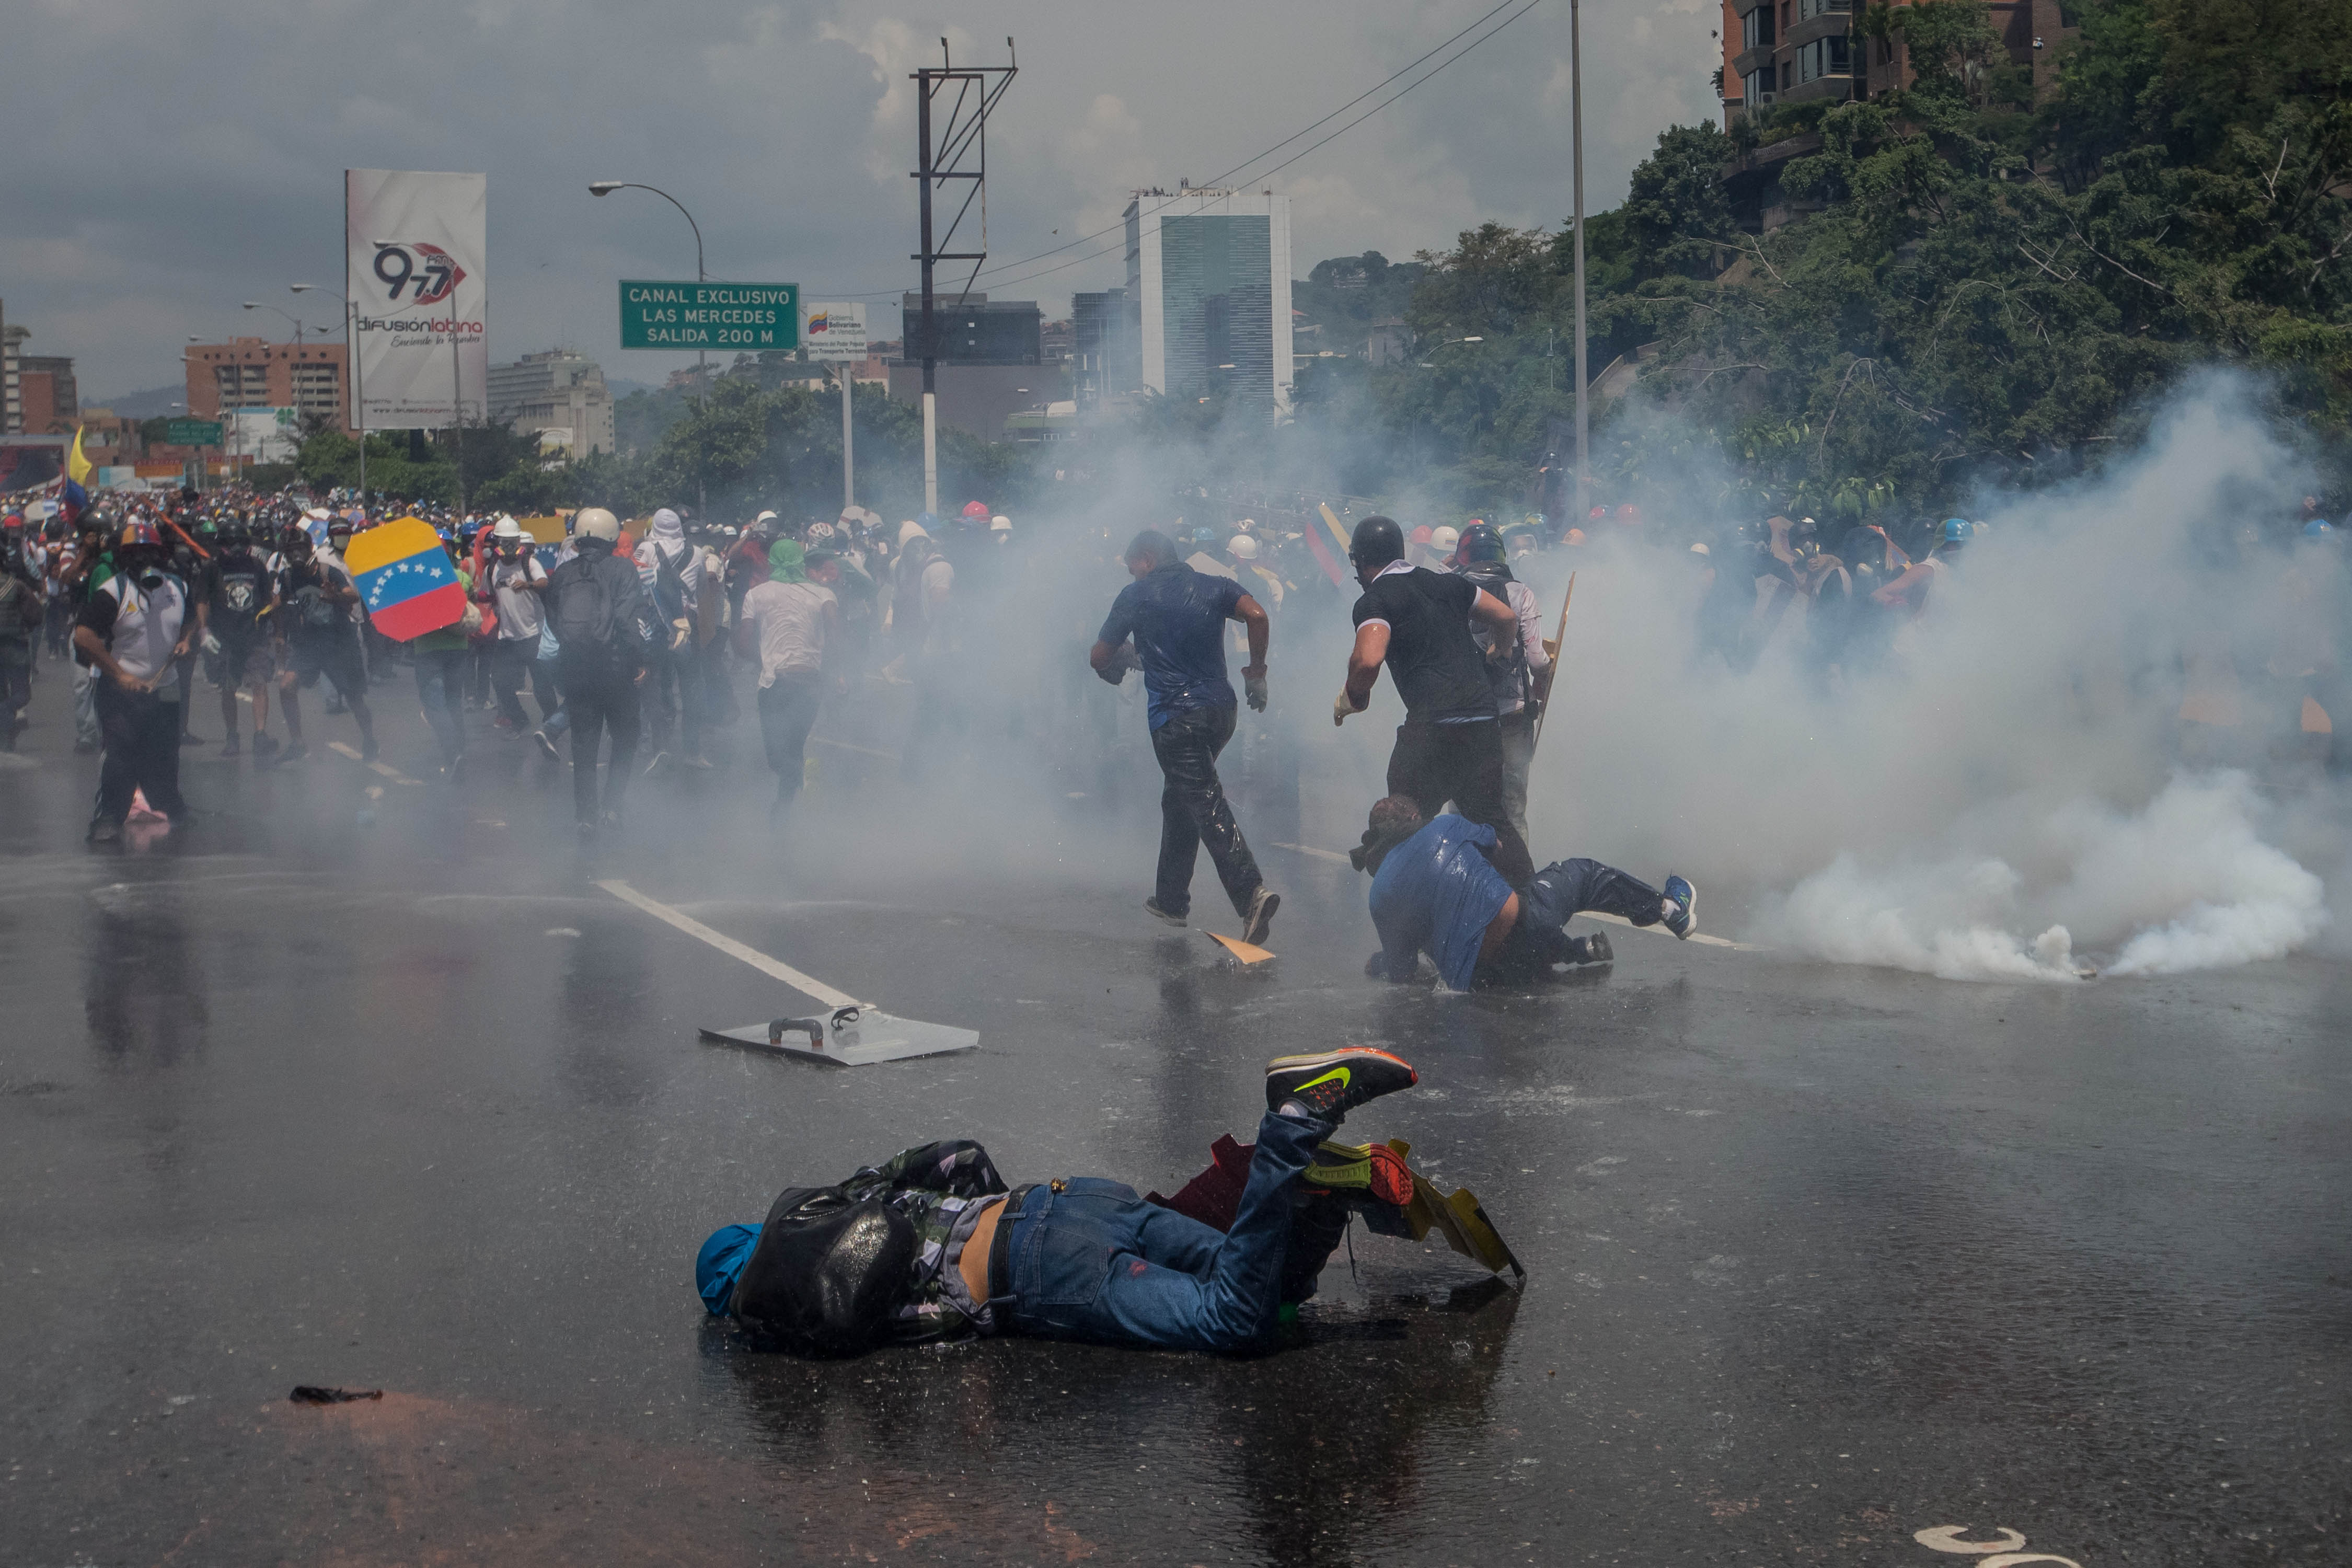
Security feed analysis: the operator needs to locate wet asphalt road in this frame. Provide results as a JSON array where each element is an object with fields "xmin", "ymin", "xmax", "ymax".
[{"xmin": 2, "ymin": 660, "xmax": 2347, "ymax": 1567}]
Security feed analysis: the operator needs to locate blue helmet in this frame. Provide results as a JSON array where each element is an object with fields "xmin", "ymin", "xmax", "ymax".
[
  {"xmin": 1942, "ymin": 517, "xmax": 1970, "ymax": 543},
  {"xmin": 2304, "ymin": 520, "xmax": 2335, "ymax": 539}
]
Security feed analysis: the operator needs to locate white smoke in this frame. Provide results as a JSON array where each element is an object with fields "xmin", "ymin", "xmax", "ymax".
[
  {"xmin": 1772, "ymin": 774, "xmax": 2328, "ymax": 982},
  {"xmin": 1525, "ymin": 373, "xmax": 2342, "ymax": 983}
]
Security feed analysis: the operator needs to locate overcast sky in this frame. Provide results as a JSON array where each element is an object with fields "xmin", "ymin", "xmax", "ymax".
[{"xmin": 9, "ymin": 0, "xmax": 1722, "ymax": 401}]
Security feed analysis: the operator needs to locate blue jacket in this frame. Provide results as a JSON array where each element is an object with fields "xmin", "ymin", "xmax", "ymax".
[{"xmin": 1368, "ymin": 815, "xmax": 1514, "ymax": 990}]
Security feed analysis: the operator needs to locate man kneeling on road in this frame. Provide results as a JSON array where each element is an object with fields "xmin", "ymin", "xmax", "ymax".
[
  {"xmin": 695, "ymin": 1047, "xmax": 1422, "ymax": 1354},
  {"xmin": 1357, "ymin": 794, "xmax": 1697, "ymax": 988}
]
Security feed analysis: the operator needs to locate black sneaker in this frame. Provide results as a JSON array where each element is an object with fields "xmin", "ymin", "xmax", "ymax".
[
  {"xmin": 642, "ymin": 750, "xmax": 671, "ymax": 778},
  {"xmin": 221, "ymin": 734, "xmax": 241, "ymax": 757},
  {"xmin": 1241, "ymin": 886, "xmax": 1280, "ymax": 947},
  {"xmin": 251, "ymin": 732, "xmax": 280, "ymax": 757},
  {"xmin": 86, "ymin": 817, "xmax": 124, "ymax": 844},
  {"xmin": 1661, "ymin": 875, "xmax": 1697, "ymax": 940},
  {"xmin": 279, "ymin": 742, "xmax": 308, "ymax": 762},
  {"xmin": 360, "ymin": 737, "xmax": 380, "ymax": 763},
  {"xmin": 1143, "ymin": 896, "xmax": 1187, "ymax": 928},
  {"xmin": 1566, "ymin": 930, "xmax": 1613, "ymax": 966},
  {"xmin": 532, "ymin": 730, "xmax": 559, "ymax": 761},
  {"xmin": 1265, "ymin": 1047, "xmax": 1418, "ymax": 1123}
]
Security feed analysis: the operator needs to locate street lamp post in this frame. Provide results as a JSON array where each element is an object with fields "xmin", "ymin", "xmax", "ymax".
[
  {"xmin": 177, "ymin": 336, "xmax": 210, "ymax": 493},
  {"xmin": 291, "ymin": 284, "xmax": 363, "ymax": 503},
  {"xmin": 592, "ymin": 180, "xmax": 708, "ymax": 520},
  {"xmin": 242, "ymin": 301, "xmax": 307, "ymax": 344},
  {"xmin": 1570, "ymin": 0, "xmax": 1589, "ymax": 533}
]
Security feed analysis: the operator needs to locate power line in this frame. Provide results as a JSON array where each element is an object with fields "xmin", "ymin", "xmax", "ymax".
[
  {"xmin": 952, "ymin": 0, "xmax": 1547, "ymax": 299},
  {"xmin": 961, "ymin": 0, "xmax": 1521, "ymax": 286},
  {"xmin": 811, "ymin": 0, "xmax": 1547, "ymax": 303}
]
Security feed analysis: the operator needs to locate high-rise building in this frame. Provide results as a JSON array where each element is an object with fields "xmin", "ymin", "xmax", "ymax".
[
  {"xmin": 1124, "ymin": 188, "xmax": 1293, "ymax": 422},
  {"xmin": 17, "ymin": 356, "xmax": 77, "ymax": 434},
  {"xmin": 1071, "ymin": 288, "xmax": 1140, "ymax": 410},
  {"xmin": 185, "ymin": 337, "xmax": 353, "ymax": 433},
  {"xmin": 487, "ymin": 350, "xmax": 615, "ymax": 457},
  {"xmin": 1720, "ymin": 0, "xmax": 2071, "ymax": 125},
  {"xmin": 1, "ymin": 306, "xmax": 21, "ymax": 434}
]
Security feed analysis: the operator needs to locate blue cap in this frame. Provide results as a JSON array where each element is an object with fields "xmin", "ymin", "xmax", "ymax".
[
  {"xmin": 2305, "ymin": 520, "xmax": 2334, "ymax": 538},
  {"xmin": 1943, "ymin": 517, "xmax": 1970, "ymax": 542},
  {"xmin": 695, "ymin": 1222, "xmax": 762, "ymax": 1315}
]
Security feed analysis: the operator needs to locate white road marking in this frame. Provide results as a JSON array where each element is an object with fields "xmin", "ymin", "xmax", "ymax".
[
  {"xmin": 1915, "ymin": 1527, "xmax": 2029, "ymax": 1554},
  {"xmin": 326, "ymin": 741, "xmax": 422, "ymax": 786},
  {"xmin": 596, "ymin": 879, "xmax": 860, "ymax": 1009},
  {"xmin": 1273, "ymin": 841, "xmax": 1353, "ymax": 865}
]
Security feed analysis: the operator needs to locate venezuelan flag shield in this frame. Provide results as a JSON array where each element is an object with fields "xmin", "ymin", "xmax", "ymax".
[{"xmin": 347, "ymin": 516, "xmax": 465, "ymax": 641}]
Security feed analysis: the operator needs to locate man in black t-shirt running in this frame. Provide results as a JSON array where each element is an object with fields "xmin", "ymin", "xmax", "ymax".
[{"xmin": 1334, "ymin": 515, "xmax": 1535, "ymax": 886}]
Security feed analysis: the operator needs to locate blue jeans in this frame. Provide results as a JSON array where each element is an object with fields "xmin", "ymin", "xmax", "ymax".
[
  {"xmin": 412, "ymin": 647, "xmax": 468, "ymax": 763},
  {"xmin": 1005, "ymin": 1109, "xmax": 1331, "ymax": 1352},
  {"xmin": 536, "ymin": 654, "xmax": 570, "ymax": 738}
]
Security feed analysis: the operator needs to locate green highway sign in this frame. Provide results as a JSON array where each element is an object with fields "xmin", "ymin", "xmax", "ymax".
[
  {"xmin": 165, "ymin": 418, "xmax": 224, "ymax": 447},
  {"xmin": 618, "ymin": 281, "xmax": 799, "ymax": 351}
]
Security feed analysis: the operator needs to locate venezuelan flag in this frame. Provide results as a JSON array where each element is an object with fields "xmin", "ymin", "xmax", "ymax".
[{"xmin": 346, "ymin": 515, "xmax": 465, "ymax": 641}]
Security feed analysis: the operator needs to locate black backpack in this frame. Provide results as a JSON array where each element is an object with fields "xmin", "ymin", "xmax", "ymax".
[
  {"xmin": 729, "ymin": 1186, "xmax": 917, "ymax": 1355},
  {"xmin": 551, "ymin": 556, "xmax": 618, "ymax": 649}
]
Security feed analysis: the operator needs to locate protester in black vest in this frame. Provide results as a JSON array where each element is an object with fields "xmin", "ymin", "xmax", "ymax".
[{"xmin": 1334, "ymin": 515, "xmax": 1535, "ymax": 887}]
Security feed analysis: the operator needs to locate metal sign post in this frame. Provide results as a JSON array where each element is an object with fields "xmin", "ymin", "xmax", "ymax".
[
  {"xmin": 802, "ymin": 302, "xmax": 868, "ymax": 512},
  {"xmin": 910, "ymin": 37, "xmax": 1017, "ymax": 516}
]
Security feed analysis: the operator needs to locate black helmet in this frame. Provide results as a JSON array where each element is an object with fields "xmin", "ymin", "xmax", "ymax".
[
  {"xmin": 282, "ymin": 523, "xmax": 314, "ymax": 556},
  {"xmin": 1348, "ymin": 515, "xmax": 1405, "ymax": 569},
  {"xmin": 1456, "ymin": 521, "xmax": 1507, "ymax": 565}
]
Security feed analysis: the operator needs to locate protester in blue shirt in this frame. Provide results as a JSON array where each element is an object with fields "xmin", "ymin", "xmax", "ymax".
[
  {"xmin": 1090, "ymin": 529, "xmax": 1281, "ymax": 944},
  {"xmin": 1359, "ymin": 795, "xmax": 1697, "ymax": 990}
]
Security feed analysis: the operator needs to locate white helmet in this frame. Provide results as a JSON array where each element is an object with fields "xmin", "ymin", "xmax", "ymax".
[
  {"xmin": 1428, "ymin": 525, "xmax": 1460, "ymax": 557},
  {"xmin": 1228, "ymin": 535, "xmax": 1260, "ymax": 560},
  {"xmin": 574, "ymin": 507, "xmax": 620, "ymax": 542},
  {"xmin": 491, "ymin": 515, "xmax": 525, "ymax": 540},
  {"xmin": 990, "ymin": 515, "xmax": 1012, "ymax": 533},
  {"xmin": 755, "ymin": 510, "xmax": 779, "ymax": 527}
]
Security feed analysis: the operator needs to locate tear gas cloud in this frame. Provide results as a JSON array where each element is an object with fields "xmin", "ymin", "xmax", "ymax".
[
  {"xmin": 1515, "ymin": 372, "xmax": 2339, "ymax": 981},
  {"xmin": 779, "ymin": 372, "xmax": 2337, "ymax": 986}
]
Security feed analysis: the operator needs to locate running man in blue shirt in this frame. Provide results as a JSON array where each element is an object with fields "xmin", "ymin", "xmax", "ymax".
[{"xmin": 1090, "ymin": 529, "xmax": 1281, "ymax": 944}]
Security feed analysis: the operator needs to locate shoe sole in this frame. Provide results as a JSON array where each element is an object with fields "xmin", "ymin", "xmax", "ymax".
[
  {"xmin": 533, "ymin": 734, "xmax": 560, "ymax": 760},
  {"xmin": 1241, "ymin": 891, "xmax": 1279, "ymax": 947},
  {"xmin": 1266, "ymin": 1047, "xmax": 1417, "ymax": 1104},
  {"xmin": 1143, "ymin": 900, "xmax": 1187, "ymax": 928}
]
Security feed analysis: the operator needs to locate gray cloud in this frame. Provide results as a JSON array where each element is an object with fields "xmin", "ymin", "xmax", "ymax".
[{"xmin": 6, "ymin": 0, "xmax": 1719, "ymax": 400}]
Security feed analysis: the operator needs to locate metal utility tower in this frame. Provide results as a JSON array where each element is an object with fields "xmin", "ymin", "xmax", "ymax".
[{"xmin": 911, "ymin": 37, "xmax": 1016, "ymax": 514}]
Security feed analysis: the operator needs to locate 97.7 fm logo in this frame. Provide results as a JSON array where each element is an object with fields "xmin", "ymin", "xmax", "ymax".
[{"xmin": 372, "ymin": 243, "xmax": 466, "ymax": 307}]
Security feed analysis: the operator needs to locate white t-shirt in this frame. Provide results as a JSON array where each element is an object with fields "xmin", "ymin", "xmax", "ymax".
[
  {"xmin": 741, "ymin": 578, "xmax": 835, "ymax": 686},
  {"xmin": 95, "ymin": 573, "xmax": 188, "ymax": 689},
  {"xmin": 487, "ymin": 555, "xmax": 549, "ymax": 640}
]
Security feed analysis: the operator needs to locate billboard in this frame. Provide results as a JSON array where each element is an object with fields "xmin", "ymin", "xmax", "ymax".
[
  {"xmin": 347, "ymin": 169, "xmax": 487, "ymax": 430},
  {"xmin": 227, "ymin": 407, "xmax": 303, "ymax": 465},
  {"xmin": 801, "ymin": 301, "xmax": 868, "ymax": 363}
]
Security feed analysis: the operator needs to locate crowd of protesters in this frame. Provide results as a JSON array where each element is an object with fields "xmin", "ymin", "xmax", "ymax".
[{"xmin": 3, "ymin": 470, "xmax": 2344, "ymax": 850}]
